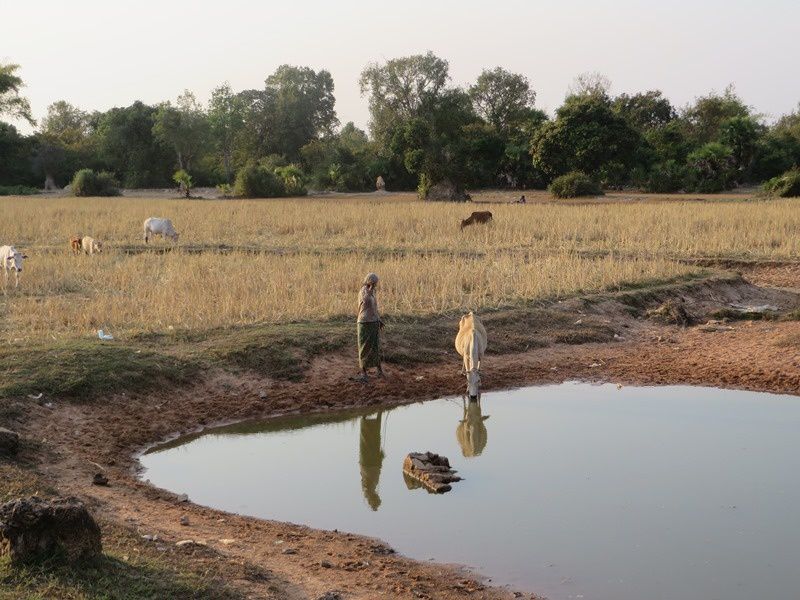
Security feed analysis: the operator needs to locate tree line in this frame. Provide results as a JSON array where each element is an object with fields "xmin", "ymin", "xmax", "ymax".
[{"xmin": 1, "ymin": 54, "xmax": 799, "ymax": 197}]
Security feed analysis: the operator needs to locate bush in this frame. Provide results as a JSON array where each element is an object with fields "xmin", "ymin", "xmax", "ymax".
[
  {"xmin": 0, "ymin": 185, "xmax": 39, "ymax": 196},
  {"xmin": 172, "ymin": 169, "xmax": 192, "ymax": 198},
  {"xmin": 233, "ymin": 163, "xmax": 285, "ymax": 198},
  {"xmin": 763, "ymin": 168, "xmax": 800, "ymax": 198},
  {"xmin": 274, "ymin": 165, "xmax": 307, "ymax": 196},
  {"xmin": 216, "ymin": 183, "xmax": 233, "ymax": 198},
  {"xmin": 685, "ymin": 143, "xmax": 735, "ymax": 193},
  {"xmin": 633, "ymin": 160, "xmax": 688, "ymax": 193},
  {"xmin": 548, "ymin": 171, "xmax": 603, "ymax": 198},
  {"xmin": 71, "ymin": 169, "xmax": 120, "ymax": 197}
]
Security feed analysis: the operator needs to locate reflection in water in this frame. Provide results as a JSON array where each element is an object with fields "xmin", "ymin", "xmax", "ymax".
[
  {"xmin": 456, "ymin": 397, "xmax": 490, "ymax": 457},
  {"xmin": 359, "ymin": 412, "xmax": 385, "ymax": 510}
]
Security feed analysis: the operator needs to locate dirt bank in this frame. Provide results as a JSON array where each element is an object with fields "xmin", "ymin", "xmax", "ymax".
[{"xmin": 3, "ymin": 268, "xmax": 800, "ymax": 599}]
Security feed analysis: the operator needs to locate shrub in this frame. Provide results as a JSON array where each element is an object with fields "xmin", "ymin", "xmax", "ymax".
[
  {"xmin": 274, "ymin": 165, "xmax": 307, "ymax": 196},
  {"xmin": 71, "ymin": 169, "xmax": 120, "ymax": 197},
  {"xmin": 216, "ymin": 183, "xmax": 233, "ymax": 198},
  {"xmin": 762, "ymin": 168, "xmax": 800, "ymax": 198},
  {"xmin": 685, "ymin": 143, "xmax": 735, "ymax": 193},
  {"xmin": 633, "ymin": 160, "xmax": 688, "ymax": 193},
  {"xmin": 233, "ymin": 163, "xmax": 285, "ymax": 198},
  {"xmin": 548, "ymin": 171, "xmax": 603, "ymax": 198},
  {"xmin": 173, "ymin": 169, "xmax": 192, "ymax": 198},
  {"xmin": 0, "ymin": 185, "xmax": 39, "ymax": 196}
]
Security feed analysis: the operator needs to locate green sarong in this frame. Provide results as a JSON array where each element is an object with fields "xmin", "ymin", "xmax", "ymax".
[{"xmin": 358, "ymin": 321, "xmax": 381, "ymax": 369}]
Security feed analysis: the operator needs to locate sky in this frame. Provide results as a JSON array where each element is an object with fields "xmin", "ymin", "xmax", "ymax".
[{"xmin": 3, "ymin": 0, "xmax": 799, "ymax": 133}]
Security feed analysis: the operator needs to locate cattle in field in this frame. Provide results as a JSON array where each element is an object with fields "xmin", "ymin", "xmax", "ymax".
[
  {"xmin": 70, "ymin": 236, "xmax": 82, "ymax": 254},
  {"xmin": 81, "ymin": 236, "xmax": 103, "ymax": 255},
  {"xmin": 1, "ymin": 245, "xmax": 27, "ymax": 291},
  {"xmin": 143, "ymin": 217, "xmax": 179, "ymax": 244},
  {"xmin": 460, "ymin": 211, "xmax": 493, "ymax": 230},
  {"xmin": 454, "ymin": 311, "xmax": 488, "ymax": 399}
]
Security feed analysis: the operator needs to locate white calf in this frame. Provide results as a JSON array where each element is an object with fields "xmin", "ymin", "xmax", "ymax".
[
  {"xmin": 143, "ymin": 217, "xmax": 179, "ymax": 244},
  {"xmin": 1, "ymin": 245, "xmax": 27, "ymax": 291}
]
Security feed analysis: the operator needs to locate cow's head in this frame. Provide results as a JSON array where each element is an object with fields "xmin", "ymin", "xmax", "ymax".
[
  {"xmin": 7, "ymin": 251, "xmax": 25, "ymax": 272},
  {"xmin": 466, "ymin": 369, "xmax": 481, "ymax": 400},
  {"xmin": 169, "ymin": 231, "xmax": 180, "ymax": 242},
  {"xmin": 94, "ymin": 240, "xmax": 103, "ymax": 253}
]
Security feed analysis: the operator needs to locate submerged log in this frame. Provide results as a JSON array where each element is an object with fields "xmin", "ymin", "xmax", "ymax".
[{"xmin": 402, "ymin": 451, "xmax": 462, "ymax": 494}]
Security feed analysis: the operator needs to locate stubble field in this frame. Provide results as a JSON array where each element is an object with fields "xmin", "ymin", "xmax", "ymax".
[{"xmin": 1, "ymin": 191, "xmax": 798, "ymax": 342}]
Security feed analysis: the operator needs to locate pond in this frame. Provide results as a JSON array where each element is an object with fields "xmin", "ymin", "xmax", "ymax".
[{"xmin": 140, "ymin": 383, "xmax": 800, "ymax": 600}]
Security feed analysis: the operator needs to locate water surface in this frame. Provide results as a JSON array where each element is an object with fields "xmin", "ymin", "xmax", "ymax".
[{"xmin": 141, "ymin": 383, "xmax": 800, "ymax": 600}]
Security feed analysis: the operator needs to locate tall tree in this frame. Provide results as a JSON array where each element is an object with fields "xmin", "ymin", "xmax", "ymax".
[
  {"xmin": 531, "ymin": 93, "xmax": 642, "ymax": 183},
  {"xmin": 682, "ymin": 85, "xmax": 751, "ymax": 144},
  {"xmin": 469, "ymin": 67, "xmax": 536, "ymax": 133},
  {"xmin": 567, "ymin": 72, "xmax": 612, "ymax": 99},
  {"xmin": 152, "ymin": 90, "xmax": 209, "ymax": 172},
  {"xmin": 0, "ymin": 63, "xmax": 35, "ymax": 125},
  {"xmin": 613, "ymin": 91, "xmax": 676, "ymax": 131},
  {"xmin": 97, "ymin": 101, "xmax": 173, "ymax": 187},
  {"xmin": 208, "ymin": 83, "xmax": 246, "ymax": 182},
  {"xmin": 360, "ymin": 52, "xmax": 449, "ymax": 144}
]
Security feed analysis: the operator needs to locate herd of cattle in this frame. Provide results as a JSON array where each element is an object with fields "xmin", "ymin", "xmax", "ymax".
[
  {"xmin": 2, "ymin": 217, "xmax": 181, "ymax": 290},
  {"xmin": 4, "ymin": 210, "xmax": 490, "ymax": 396}
]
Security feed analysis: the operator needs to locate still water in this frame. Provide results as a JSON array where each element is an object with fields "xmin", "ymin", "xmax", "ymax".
[{"xmin": 141, "ymin": 383, "xmax": 800, "ymax": 600}]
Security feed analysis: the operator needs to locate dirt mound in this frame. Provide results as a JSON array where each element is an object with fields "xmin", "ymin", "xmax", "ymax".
[{"xmin": 0, "ymin": 496, "xmax": 102, "ymax": 565}]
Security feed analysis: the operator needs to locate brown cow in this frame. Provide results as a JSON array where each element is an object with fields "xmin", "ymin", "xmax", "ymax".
[
  {"xmin": 70, "ymin": 236, "xmax": 82, "ymax": 254},
  {"xmin": 460, "ymin": 211, "xmax": 493, "ymax": 230}
]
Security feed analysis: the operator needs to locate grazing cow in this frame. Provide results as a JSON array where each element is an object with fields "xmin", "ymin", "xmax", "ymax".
[
  {"xmin": 460, "ymin": 211, "xmax": 493, "ymax": 230},
  {"xmin": 1, "ymin": 245, "xmax": 27, "ymax": 291},
  {"xmin": 456, "ymin": 397, "xmax": 490, "ymax": 457},
  {"xmin": 70, "ymin": 236, "xmax": 82, "ymax": 254},
  {"xmin": 81, "ymin": 236, "xmax": 103, "ymax": 255},
  {"xmin": 143, "ymin": 217, "xmax": 179, "ymax": 244},
  {"xmin": 454, "ymin": 311, "xmax": 488, "ymax": 400}
]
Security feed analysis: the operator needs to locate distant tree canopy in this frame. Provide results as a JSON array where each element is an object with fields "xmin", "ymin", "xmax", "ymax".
[{"xmin": 1, "ymin": 56, "xmax": 798, "ymax": 196}]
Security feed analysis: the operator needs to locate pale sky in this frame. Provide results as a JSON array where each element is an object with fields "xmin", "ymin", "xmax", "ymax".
[{"xmin": 3, "ymin": 0, "xmax": 799, "ymax": 133}]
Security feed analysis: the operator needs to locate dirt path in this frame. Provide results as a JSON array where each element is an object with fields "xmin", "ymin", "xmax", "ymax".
[{"xmin": 6, "ymin": 269, "xmax": 800, "ymax": 600}]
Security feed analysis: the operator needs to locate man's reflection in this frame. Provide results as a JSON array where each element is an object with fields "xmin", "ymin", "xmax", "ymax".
[
  {"xmin": 456, "ymin": 397, "xmax": 489, "ymax": 457},
  {"xmin": 359, "ymin": 411, "xmax": 384, "ymax": 510}
]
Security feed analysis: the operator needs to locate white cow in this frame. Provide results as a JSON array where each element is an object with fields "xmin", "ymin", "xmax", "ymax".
[
  {"xmin": 81, "ymin": 236, "xmax": 103, "ymax": 255},
  {"xmin": 455, "ymin": 311, "xmax": 488, "ymax": 400},
  {"xmin": 1, "ymin": 245, "xmax": 27, "ymax": 291},
  {"xmin": 143, "ymin": 217, "xmax": 179, "ymax": 244}
]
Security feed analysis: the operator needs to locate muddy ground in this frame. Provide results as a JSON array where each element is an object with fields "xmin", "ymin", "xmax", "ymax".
[{"xmin": 3, "ymin": 264, "xmax": 800, "ymax": 599}]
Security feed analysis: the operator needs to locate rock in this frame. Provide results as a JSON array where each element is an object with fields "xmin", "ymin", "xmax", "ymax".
[
  {"xmin": 0, "ymin": 496, "xmax": 102, "ymax": 565},
  {"xmin": 376, "ymin": 175, "xmax": 386, "ymax": 191},
  {"xmin": 317, "ymin": 593, "xmax": 343, "ymax": 600},
  {"xmin": 179, "ymin": 515, "xmax": 189, "ymax": 526},
  {"xmin": 320, "ymin": 559, "xmax": 333, "ymax": 568},
  {"xmin": 176, "ymin": 493, "xmax": 189, "ymax": 503},
  {"xmin": 281, "ymin": 547, "xmax": 297, "ymax": 555},
  {"xmin": 92, "ymin": 473, "xmax": 109, "ymax": 486},
  {"xmin": 646, "ymin": 299, "xmax": 693, "ymax": 326},
  {"xmin": 0, "ymin": 428, "xmax": 20, "ymax": 456},
  {"xmin": 403, "ymin": 452, "xmax": 462, "ymax": 494}
]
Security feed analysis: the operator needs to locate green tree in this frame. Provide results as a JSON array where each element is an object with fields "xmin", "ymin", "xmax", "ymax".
[
  {"xmin": 685, "ymin": 142, "xmax": 736, "ymax": 192},
  {"xmin": 469, "ymin": 67, "xmax": 536, "ymax": 133},
  {"xmin": 97, "ymin": 101, "xmax": 173, "ymax": 187},
  {"xmin": 682, "ymin": 85, "xmax": 751, "ymax": 144},
  {"xmin": 719, "ymin": 115, "xmax": 763, "ymax": 179},
  {"xmin": 208, "ymin": 83, "xmax": 246, "ymax": 182},
  {"xmin": 360, "ymin": 52, "xmax": 449, "ymax": 145},
  {"xmin": 0, "ymin": 122, "xmax": 36, "ymax": 185},
  {"xmin": 613, "ymin": 91, "xmax": 676, "ymax": 131},
  {"xmin": 0, "ymin": 63, "xmax": 34, "ymax": 125},
  {"xmin": 152, "ymin": 91, "xmax": 209, "ymax": 172},
  {"xmin": 531, "ymin": 93, "xmax": 642, "ymax": 184}
]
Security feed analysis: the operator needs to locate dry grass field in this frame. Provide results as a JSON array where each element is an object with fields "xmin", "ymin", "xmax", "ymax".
[{"xmin": 1, "ymin": 191, "xmax": 799, "ymax": 342}]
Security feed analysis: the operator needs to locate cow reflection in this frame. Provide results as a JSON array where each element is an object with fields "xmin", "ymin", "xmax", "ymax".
[
  {"xmin": 359, "ymin": 411, "xmax": 385, "ymax": 510},
  {"xmin": 456, "ymin": 397, "xmax": 490, "ymax": 457}
]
